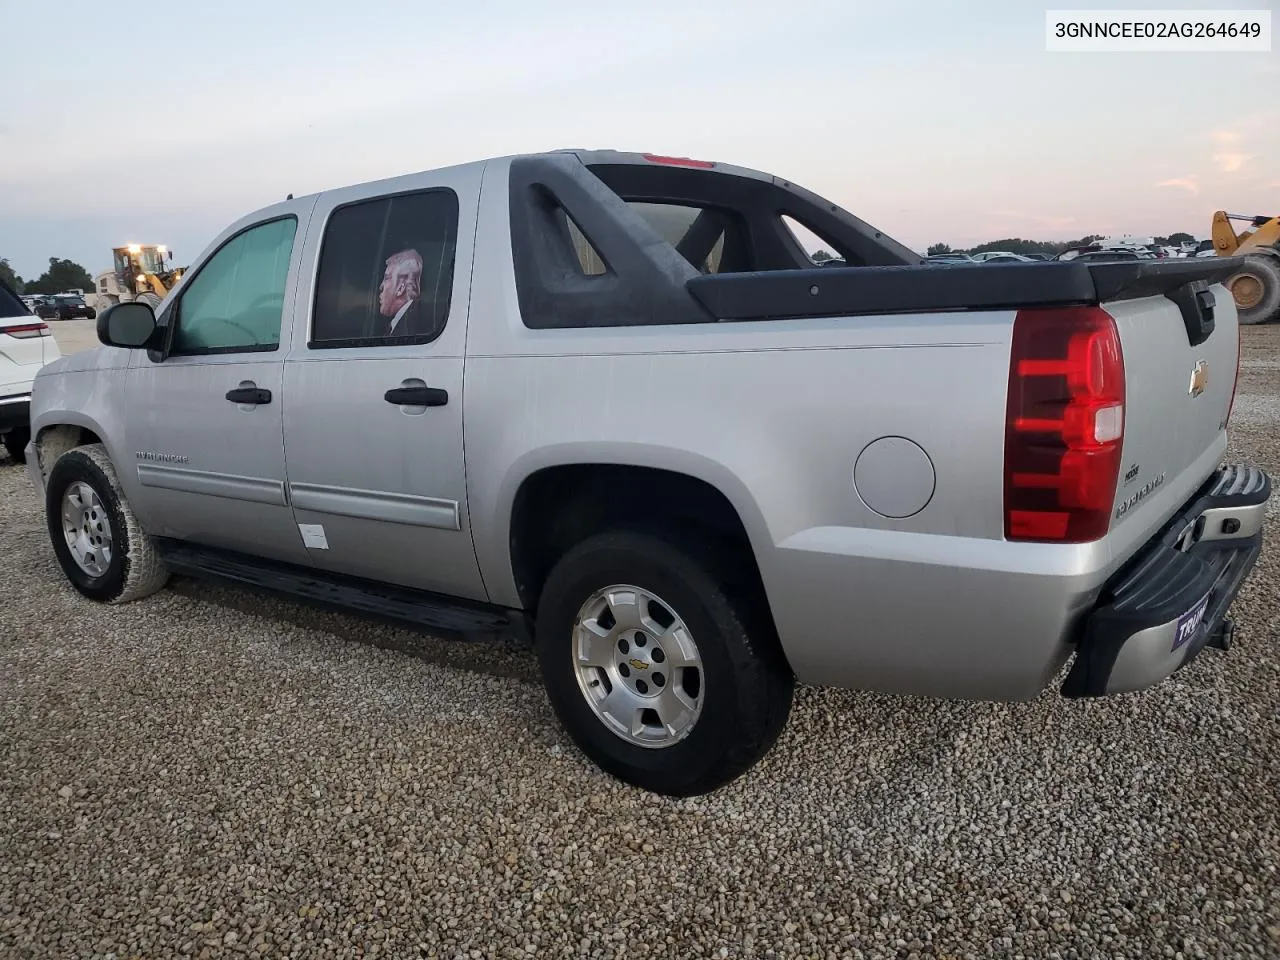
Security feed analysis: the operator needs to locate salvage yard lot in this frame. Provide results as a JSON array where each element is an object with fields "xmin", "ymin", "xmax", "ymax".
[{"xmin": 2, "ymin": 321, "xmax": 1279, "ymax": 958}]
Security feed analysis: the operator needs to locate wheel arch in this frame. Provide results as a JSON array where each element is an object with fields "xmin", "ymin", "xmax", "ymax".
[
  {"xmin": 32, "ymin": 417, "xmax": 109, "ymax": 486},
  {"xmin": 493, "ymin": 444, "xmax": 777, "ymax": 618}
]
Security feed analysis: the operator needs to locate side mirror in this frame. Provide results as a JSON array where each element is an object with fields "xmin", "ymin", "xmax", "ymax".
[{"xmin": 98, "ymin": 301, "xmax": 159, "ymax": 349}]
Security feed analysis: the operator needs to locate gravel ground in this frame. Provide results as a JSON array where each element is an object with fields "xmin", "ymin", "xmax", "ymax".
[{"xmin": 2, "ymin": 328, "xmax": 1280, "ymax": 959}]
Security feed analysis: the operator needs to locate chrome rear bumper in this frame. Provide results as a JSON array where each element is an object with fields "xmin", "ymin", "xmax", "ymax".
[{"xmin": 1062, "ymin": 464, "xmax": 1270, "ymax": 697}]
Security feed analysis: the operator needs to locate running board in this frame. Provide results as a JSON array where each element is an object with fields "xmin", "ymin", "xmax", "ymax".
[{"xmin": 154, "ymin": 539, "xmax": 517, "ymax": 638}]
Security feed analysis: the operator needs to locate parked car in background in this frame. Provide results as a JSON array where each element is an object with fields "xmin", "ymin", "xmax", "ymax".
[
  {"xmin": 982, "ymin": 253, "xmax": 1035, "ymax": 263},
  {"xmin": 27, "ymin": 297, "xmax": 59, "ymax": 321},
  {"xmin": 50, "ymin": 294, "xmax": 96, "ymax": 321},
  {"xmin": 1, "ymin": 282, "xmax": 62, "ymax": 463},
  {"xmin": 1056, "ymin": 245, "xmax": 1104, "ymax": 261},
  {"xmin": 1073, "ymin": 250, "xmax": 1144, "ymax": 263}
]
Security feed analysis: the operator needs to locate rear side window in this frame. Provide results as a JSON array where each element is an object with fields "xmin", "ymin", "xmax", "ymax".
[
  {"xmin": 310, "ymin": 188, "xmax": 458, "ymax": 347},
  {"xmin": 0, "ymin": 281, "xmax": 27, "ymax": 318},
  {"xmin": 172, "ymin": 216, "xmax": 298, "ymax": 355}
]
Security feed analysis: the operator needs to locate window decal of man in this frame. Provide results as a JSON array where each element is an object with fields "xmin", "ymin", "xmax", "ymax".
[{"xmin": 377, "ymin": 248, "xmax": 425, "ymax": 336}]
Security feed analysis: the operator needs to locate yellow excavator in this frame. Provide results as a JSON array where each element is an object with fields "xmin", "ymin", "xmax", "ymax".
[
  {"xmin": 1211, "ymin": 211, "xmax": 1280, "ymax": 325},
  {"xmin": 94, "ymin": 244, "xmax": 187, "ymax": 311}
]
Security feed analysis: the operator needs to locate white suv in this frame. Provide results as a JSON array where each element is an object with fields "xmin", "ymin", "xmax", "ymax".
[{"xmin": 1, "ymin": 283, "xmax": 62, "ymax": 463}]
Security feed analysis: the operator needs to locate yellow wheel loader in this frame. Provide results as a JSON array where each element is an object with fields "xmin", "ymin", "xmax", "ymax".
[
  {"xmin": 1211, "ymin": 211, "xmax": 1280, "ymax": 325},
  {"xmin": 94, "ymin": 244, "xmax": 186, "ymax": 312}
]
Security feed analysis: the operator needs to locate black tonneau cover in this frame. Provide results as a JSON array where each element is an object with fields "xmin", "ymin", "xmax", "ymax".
[{"xmin": 687, "ymin": 257, "xmax": 1246, "ymax": 345}]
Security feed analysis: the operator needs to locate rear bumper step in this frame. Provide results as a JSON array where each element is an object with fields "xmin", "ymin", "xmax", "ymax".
[{"xmin": 1062, "ymin": 464, "xmax": 1271, "ymax": 698}]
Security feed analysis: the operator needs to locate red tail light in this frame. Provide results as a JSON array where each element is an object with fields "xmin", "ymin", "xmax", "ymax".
[
  {"xmin": 3, "ymin": 322, "xmax": 50, "ymax": 339},
  {"xmin": 1004, "ymin": 306, "xmax": 1125, "ymax": 542},
  {"xmin": 642, "ymin": 153, "xmax": 715, "ymax": 169}
]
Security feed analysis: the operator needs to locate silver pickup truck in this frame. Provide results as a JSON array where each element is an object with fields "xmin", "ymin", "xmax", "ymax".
[{"xmin": 24, "ymin": 149, "xmax": 1271, "ymax": 796}]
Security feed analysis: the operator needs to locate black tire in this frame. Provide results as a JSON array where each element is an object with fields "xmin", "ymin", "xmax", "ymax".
[
  {"xmin": 3, "ymin": 427, "xmax": 29, "ymax": 464},
  {"xmin": 45, "ymin": 443, "xmax": 170, "ymax": 604},
  {"xmin": 535, "ymin": 530, "xmax": 794, "ymax": 796},
  {"xmin": 1229, "ymin": 254, "xmax": 1280, "ymax": 325},
  {"xmin": 137, "ymin": 292, "xmax": 163, "ymax": 311}
]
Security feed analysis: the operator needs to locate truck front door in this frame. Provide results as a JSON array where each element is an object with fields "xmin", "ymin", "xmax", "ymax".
[{"xmin": 125, "ymin": 202, "xmax": 316, "ymax": 566}]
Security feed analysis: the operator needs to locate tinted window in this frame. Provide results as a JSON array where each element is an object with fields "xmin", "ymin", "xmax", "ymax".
[
  {"xmin": 172, "ymin": 217, "xmax": 297, "ymax": 355},
  {"xmin": 0, "ymin": 281, "xmax": 27, "ymax": 318},
  {"xmin": 311, "ymin": 189, "xmax": 458, "ymax": 346}
]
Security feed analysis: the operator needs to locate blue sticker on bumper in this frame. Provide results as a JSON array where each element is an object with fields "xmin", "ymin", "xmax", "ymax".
[{"xmin": 1172, "ymin": 592, "xmax": 1212, "ymax": 652}]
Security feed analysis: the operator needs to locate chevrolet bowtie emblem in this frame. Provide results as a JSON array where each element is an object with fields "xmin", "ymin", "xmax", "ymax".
[{"xmin": 1189, "ymin": 359, "xmax": 1208, "ymax": 397}]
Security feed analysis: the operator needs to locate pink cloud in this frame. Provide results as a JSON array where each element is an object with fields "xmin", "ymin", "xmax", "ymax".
[
  {"xmin": 1214, "ymin": 152, "xmax": 1256, "ymax": 173},
  {"xmin": 1210, "ymin": 129, "xmax": 1240, "ymax": 144},
  {"xmin": 1158, "ymin": 177, "xmax": 1200, "ymax": 195}
]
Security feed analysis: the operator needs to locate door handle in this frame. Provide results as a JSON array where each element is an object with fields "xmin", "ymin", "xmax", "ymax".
[
  {"xmin": 225, "ymin": 385, "xmax": 272, "ymax": 405},
  {"xmin": 384, "ymin": 385, "xmax": 448, "ymax": 406}
]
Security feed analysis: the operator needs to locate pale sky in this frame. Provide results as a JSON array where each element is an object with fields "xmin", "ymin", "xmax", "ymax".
[{"xmin": 2, "ymin": 0, "xmax": 1276, "ymax": 280}]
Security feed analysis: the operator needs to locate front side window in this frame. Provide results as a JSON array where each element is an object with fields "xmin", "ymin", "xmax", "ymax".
[
  {"xmin": 171, "ymin": 216, "xmax": 298, "ymax": 355},
  {"xmin": 311, "ymin": 189, "xmax": 459, "ymax": 347}
]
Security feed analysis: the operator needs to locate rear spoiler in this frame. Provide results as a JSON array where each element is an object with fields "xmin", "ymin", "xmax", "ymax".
[{"xmin": 686, "ymin": 256, "xmax": 1247, "ymax": 346}]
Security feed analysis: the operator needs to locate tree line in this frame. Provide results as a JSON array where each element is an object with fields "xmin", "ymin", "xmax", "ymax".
[{"xmin": 1, "ymin": 257, "xmax": 96, "ymax": 296}]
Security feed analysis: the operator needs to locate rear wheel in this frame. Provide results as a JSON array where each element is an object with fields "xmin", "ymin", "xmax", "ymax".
[
  {"xmin": 2, "ymin": 427, "xmax": 29, "ymax": 464},
  {"xmin": 45, "ymin": 444, "xmax": 170, "ymax": 604},
  {"xmin": 1227, "ymin": 254, "xmax": 1280, "ymax": 325},
  {"xmin": 534, "ymin": 530, "xmax": 793, "ymax": 796}
]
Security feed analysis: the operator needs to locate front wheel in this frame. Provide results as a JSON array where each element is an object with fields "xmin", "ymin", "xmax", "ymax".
[
  {"xmin": 535, "ymin": 531, "xmax": 794, "ymax": 796},
  {"xmin": 45, "ymin": 443, "xmax": 170, "ymax": 603}
]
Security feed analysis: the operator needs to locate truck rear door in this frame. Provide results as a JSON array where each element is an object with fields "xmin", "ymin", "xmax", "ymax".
[{"xmin": 280, "ymin": 163, "xmax": 488, "ymax": 603}]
